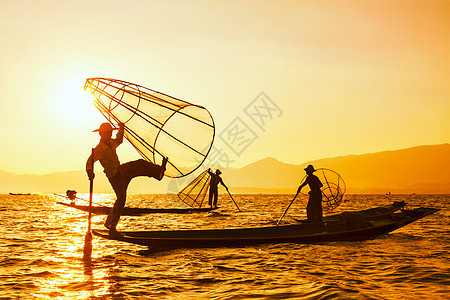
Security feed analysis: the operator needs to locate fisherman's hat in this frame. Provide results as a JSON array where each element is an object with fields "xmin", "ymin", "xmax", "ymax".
[
  {"xmin": 304, "ymin": 165, "xmax": 316, "ymax": 173},
  {"xmin": 93, "ymin": 122, "xmax": 117, "ymax": 132}
]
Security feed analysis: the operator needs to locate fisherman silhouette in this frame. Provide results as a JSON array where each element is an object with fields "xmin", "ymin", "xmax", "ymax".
[
  {"xmin": 297, "ymin": 165, "xmax": 324, "ymax": 222},
  {"xmin": 207, "ymin": 168, "xmax": 228, "ymax": 208},
  {"xmin": 86, "ymin": 122, "xmax": 168, "ymax": 235},
  {"xmin": 66, "ymin": 190, "xmax": 77, "ymax": 204}
]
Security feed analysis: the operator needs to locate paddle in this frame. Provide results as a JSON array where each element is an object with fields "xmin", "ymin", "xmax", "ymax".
[
  {"xmin": 226, "ymin": 188, "xmax": 241, "ymax": 211},
  {"xmin": 276, "ymin": 192, "xmax": 299, "ymax": 226},
  {"xmin": 83, "ymin": 148, "xmax": 95, "ymax": 261}
]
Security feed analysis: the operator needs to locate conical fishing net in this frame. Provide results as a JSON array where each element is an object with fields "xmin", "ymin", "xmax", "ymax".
[
  {"xmin": 299, "ymin": 168, "xmax": 346, "ymax": 213},
  {"xmin": 177, "ymin": 170, "xmax": 211, "ymax": 207},
  {"xmin": 84, "ymin": 78, "xmax": 215, "ymax": 178}
]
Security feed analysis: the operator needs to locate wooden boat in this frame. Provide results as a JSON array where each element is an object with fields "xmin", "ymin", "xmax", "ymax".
[
  {"xmin": 324, "ymin": 200, "xmax": 406, "ymax": 222},
  {"xmin": 56, "ymin": 201, "xmax": 216, "ymax": 216},
  {"xmin": 92, "ymin": 204, "xmax": 439, "ymax": 249}
]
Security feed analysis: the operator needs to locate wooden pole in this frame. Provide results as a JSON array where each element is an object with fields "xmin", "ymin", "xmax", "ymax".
[
  {"xmin": 276, "ymin": 192, "xmax": 299, "ymax": 226},
  {"xmin": 83, "ymin": 148, "xmax": 95, "ymax": 261},
  {"xmin": 226, "ymin": 189, "xmax": 241, "ymax": 212}
]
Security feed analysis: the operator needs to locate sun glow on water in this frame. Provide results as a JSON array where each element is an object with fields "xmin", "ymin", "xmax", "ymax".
[
  {"xmin": 30, "ymin": 195, "xmax": 121, "ymax": 298},
  {"xmin": 0, "ymin": 194, "xmax": 447, "ymax": 299}
]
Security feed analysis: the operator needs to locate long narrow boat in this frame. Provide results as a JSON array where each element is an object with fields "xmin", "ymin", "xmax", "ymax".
[
  {"xmin": 56, "ymin": 201, "xmax": 216, "ymax": 216},
  {"xmin": 92, "ymin": 204, "xmax": 439, "ymax": 249},
  {"xmin": 324, "ymin": 200, "xmax": 406, "ymax": 221}
]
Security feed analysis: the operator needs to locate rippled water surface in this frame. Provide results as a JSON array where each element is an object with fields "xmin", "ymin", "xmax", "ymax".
[{"xmin": 0, "ymin": 193, "xmax": 448, "ymax": 299}]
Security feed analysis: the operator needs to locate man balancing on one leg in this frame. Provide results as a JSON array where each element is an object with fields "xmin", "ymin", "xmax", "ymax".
[
  {"xmin": 207, "ymin": 168, "xmax": 228, "ymax": 209},
  {"xmin": 297, "ymin": 165, "xmax": 323, "ymax": 222},
  {"xmin": 86, "ymin": 122, "xmax": 168, "ymax": 235}
]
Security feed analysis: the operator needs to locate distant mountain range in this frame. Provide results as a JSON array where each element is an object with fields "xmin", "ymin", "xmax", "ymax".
[
  {"xmin": 1, "ymin": 144, "xmax": 449, "ymax": 194},
  {"xmin": 225, "ymin": 143, "xmax": 450, "ymax": 194}
]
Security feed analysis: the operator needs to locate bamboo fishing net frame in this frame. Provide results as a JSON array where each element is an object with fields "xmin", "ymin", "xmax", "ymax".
[
  {"xmin": 177, "ymin": 170, "xmax": 211, "ymax": 208},
  {"xmin": 84, "ymin": 78, "xmax": 215, "ymax": 178}
]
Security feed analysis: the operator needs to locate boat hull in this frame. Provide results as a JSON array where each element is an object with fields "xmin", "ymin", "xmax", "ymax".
[
  {"xmin": 92, "ymin": 206, "xmax": 439, "ymax": 248},
  {"xmin": 57, "ymin": 202, "xmax": 215, "ymax": 216}
]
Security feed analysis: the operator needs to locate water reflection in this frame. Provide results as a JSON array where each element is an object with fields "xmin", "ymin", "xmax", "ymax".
[
  {"xmin": 0, "ymin": 193, "xmax": 447, "ymax": 299},
  {"xmin": 28, "ymin": 195, "xmax": 119, "ymax": 298}
]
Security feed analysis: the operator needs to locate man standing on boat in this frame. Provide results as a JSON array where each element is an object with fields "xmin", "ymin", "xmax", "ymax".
[
  {"xmin": 207, "ymin": 168, "xmax": 228, "ymax": 208},
  {"xmin": 297, "ymin": 165, "xmax": 323, "ymax": 222},
  {"xmin": 86, "ymin": 122, "xmax": 168, "ymax": 235}
]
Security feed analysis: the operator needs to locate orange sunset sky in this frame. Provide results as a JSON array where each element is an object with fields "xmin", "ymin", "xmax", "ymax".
[{"xmin": 1, "ymin": 0, "xmax": 449, "ymax": 175}]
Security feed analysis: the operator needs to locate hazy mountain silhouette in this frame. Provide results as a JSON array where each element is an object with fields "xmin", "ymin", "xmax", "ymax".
[
  {"xmin": 225, "ymin": 144, "xmax": 450, "ymax": 193},
  {"xmin": 0, "ymin": 170, "xmax": 168, "ymax": 195},
  {"xmin": 0, "ymin": 170, "xmax": 16, "ymax": 177},
  {"xmin": 1, "ymin": 144, "xmax": 449, "ymax": 194}
]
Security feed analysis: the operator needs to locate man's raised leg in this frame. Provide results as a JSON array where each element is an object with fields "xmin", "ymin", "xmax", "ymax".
[{"xmin": 121, "ymin": 158, "xmax": 168, "ymax": 181}]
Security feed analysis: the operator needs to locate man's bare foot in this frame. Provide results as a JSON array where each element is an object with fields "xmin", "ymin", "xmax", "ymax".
[
  {"xmin": 157, "ymin": 157, "xmax": 168, "ymax": 180},
  {"xmin": 161, "ymin": 156, "xmax": 168, "ymax": 169}
]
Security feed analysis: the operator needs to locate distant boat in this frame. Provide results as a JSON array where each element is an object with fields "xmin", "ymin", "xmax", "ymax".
[
  {"xmin": 56, "ymin": 201, "xmax": 216, "ymax": 216},
  {"xmin": 9, "ymin": 193, "xmax": 31, "ymax": 196},
  {"xmin": 92, "ymin": 202, "xmax": 438, "ymax": 249}
]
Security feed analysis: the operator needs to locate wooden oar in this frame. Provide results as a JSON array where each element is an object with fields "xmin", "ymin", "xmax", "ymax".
[
  {"xmin": 83, "ymin": 148, "xmax": 94, "ymax": 261},
  {"xmin": 276, "ymin": 192, "xmax": 299, "ymax": 226},
  {"xmin": 226, "ymin": 189, "xmax": 241, "ymax": 211}
]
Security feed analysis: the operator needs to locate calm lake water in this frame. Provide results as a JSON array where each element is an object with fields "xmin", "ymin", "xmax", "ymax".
[{"xmin": 0, "ymin": 193, "xmax": 448, "ymax": 299}]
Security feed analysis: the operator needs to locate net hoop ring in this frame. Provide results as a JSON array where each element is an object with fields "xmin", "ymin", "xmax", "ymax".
[
  {"xmin": 153, "ymin": 105, "xmax": 216, "ymax": 178},
  {"xmin": 299, "ymin": 168, "xmax": 346, "ymax": 213}
]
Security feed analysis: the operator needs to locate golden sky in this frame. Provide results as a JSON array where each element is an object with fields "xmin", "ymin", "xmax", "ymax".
[{"xmin": 1, "ymin": 0, "xmax": 449, "ymax": 174}]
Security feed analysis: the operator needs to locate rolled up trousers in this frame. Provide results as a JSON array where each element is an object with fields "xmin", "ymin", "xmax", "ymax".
[{"xmin": 105, "ymin": 159, "xmax": 163, "ymax": 229}]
